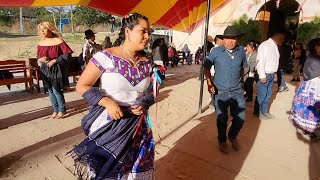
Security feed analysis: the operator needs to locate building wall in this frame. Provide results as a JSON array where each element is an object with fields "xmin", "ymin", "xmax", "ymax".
[{"xmin": 172, "ymin": 0, "xmax": 319, "ymax": 53}]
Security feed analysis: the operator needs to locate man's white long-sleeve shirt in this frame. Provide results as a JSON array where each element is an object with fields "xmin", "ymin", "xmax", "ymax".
[{"xmin": 256, "ymin": 38, "xmax": 279, "ymax": 79}]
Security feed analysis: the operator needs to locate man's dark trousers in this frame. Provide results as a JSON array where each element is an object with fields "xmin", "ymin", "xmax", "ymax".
[{"xmin": 214, "ymin": 90, "xmax": 245, "ymax": 143}]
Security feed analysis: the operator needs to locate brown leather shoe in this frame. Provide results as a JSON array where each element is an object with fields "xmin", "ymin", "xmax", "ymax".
[
  {"xmin": 219, "ymin": 143, "xmax": 228, "ymax": 153},
  {"xmin": 230, "ymin": 139, "xmax": 240, "ymax": 151}
]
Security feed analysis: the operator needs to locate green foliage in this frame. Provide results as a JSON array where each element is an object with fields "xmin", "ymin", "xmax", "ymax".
[
  {"xmin": 32, "ymin": 7, "xmax": 52, "ymax": 22},
  {"xmin": 297, "ymin": 17, "xmax": 320, "ymax": 43},
  {"xmin": 72, "ymin": 6, "xmax": 110, "ymax": 27},
  {"xmin": 62, "ymin": 33, "xmax": 83, "ymax": 43},
  {"xmin": 231, "ymin": 14, "xmax": 261, "ymax": 46},
  {"xmin": 0, "ymin": 8, "xmax": 19, "ymax": 26},
  {"xmin": 0, "ymin": 6, "xmax": 113, "ymax": 32}
]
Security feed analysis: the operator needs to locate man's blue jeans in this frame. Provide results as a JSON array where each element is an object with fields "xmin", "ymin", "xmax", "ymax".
[
  {"xmin": 256, "ymin": 73, "xmax": 274, "ymax": 113},
  {"xmin": 214, "ymin": 90, "xmax": 245, "ymax": 143},
  {"xmin": 277, "ymin": 68, "xmax": 287, "ymax": 89},
  {"xmin": 48, "ymin": 86, "xmax": 66, "ymax": 112}
]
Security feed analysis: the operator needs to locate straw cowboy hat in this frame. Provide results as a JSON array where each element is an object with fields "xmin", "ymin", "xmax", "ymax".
[{"xmin": 221, "ymin": 25, "xmax": 245, "ymax": 38}]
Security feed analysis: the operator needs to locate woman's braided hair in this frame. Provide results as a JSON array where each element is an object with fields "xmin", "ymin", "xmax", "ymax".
[{"xmin": 113, "ymin": 13, "xmax": 148, "ymax": 47}]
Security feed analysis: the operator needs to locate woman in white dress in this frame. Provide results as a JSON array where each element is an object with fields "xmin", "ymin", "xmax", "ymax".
[{"xmin": 70, "ymin": 13, "xmax": 162, "ymax": 179}]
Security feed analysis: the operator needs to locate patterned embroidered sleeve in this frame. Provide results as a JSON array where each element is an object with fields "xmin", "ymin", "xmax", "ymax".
[{"xmin": 90, "ymin": 51, "xmax": 114, "ymax": 73}]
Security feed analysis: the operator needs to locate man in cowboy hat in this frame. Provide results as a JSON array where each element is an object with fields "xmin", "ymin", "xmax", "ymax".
[
  {"xmin": 81, "ymin": 29, "xmax": 102, "ymax": 87},
  {"xmin": 204, "ymin": 25, "xmax": 247, "ymax": 153},
  {"xmin": 82, "ymin": 29, "xmax": 102, "ymax": 66}
]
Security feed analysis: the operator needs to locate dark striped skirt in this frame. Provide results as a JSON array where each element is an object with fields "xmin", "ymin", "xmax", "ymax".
[{"xmin": 70, "ymin": 114, "xmax": 155, "ymax": 180}]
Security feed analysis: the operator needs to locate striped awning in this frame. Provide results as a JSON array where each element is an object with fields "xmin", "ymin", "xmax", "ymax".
[{"xmin": 0, "ymin": 0, "xmax": 229, "ymax": 33}]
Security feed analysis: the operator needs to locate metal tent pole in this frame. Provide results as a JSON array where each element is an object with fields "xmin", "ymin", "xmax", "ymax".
[
  {"xmin": 198, "ymin": 0, "xmax": 211, "ymax": 114},
  {"xmin": 19, "ymin": 7, "xmax": 23, "ymax": 35}
]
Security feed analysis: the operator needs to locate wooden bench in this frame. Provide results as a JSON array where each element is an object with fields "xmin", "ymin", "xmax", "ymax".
[
  {"xmin": 28, "ymin": 57, "xmax": 82, "ymax": 93},
  {"xmin": 0, "ymin": 60, "xmax": 33, "ymax": 93}
]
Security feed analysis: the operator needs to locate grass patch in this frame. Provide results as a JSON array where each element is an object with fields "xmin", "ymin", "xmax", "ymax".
[{"xmin": 62, "ymin": 33, "xmax": 83, "ymax": 44}]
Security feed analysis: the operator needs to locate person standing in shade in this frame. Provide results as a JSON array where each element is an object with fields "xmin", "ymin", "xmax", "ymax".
[
  {"xmin": 160, "ymin": 38, "xmax": 169, "ymax": 68},
  {"xmin": 101, "ymin": 35, "xmax": 113, "ymax": 49},
  {"xmin": 255, "ymin": 31, "xmax": 285, "ymax": 119},
  {"xmin": 82, "ymin": 29, "xmax": 102, "ymax": 67},
  {"xmin": 243, "ymin": 40, "xmax": 258, "ymax": 102},
  {"xmin": 82, "ymin": 29, "xmax": 102, "ymax": 87},
  {"xmin": 291, "ymin": 43, "xmax": 306, "ymax": 82},
  {"xmin": 109, "ymin": 15, "xmax": 116, "ymax": 33},
  {"xmin": 37, "ymin": 22, "xmax": 73, "ymax": 119},
  {"xmin": 204, "ymin": 26, "xmax": 247, "ymax": 153},
  {"xmin": 209, "ymin": 35, "xmax": 221, "ymax": 77},
  {"xmin": 277, "ymin": 40, "xmax": 291, "ymax": 92}
]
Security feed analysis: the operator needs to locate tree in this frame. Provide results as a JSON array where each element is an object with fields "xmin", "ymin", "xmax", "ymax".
[
  {"xmin": 0, "ymin": 7, "xmax": 19, "ymax": 26},
  {"xmin": 72, "ymin": 6, "xmax": 110, "ymax": 27},
  {"xmin": 297, "ymin": 16, "xmax": 320, "ymax": 43},
  {"xmin": 33, "ymin": 7, "xmax": 52, "ymax": 22},
  {"xmin": 231, "ymin": 14, "xmax": 261, "ymax": 46}
]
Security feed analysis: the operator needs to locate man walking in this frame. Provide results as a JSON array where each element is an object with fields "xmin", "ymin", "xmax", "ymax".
[
  {"xmin": 277, "ymin": 40, "xmax": 291, "ymax": 92},
  {"xmin": 109, "ymin": 15, "xmax": 115, "ymax": 33},
  {"xmin": 204, "ymin": 26, "xmax": 247, "ymax": 153},
  {"xmin": 255, "ymin": 31, "xmax": 285, "ymax": 119}
]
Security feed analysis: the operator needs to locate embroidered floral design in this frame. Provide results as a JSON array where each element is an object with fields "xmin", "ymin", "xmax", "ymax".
[
  {"xmin": 103, "ymin": 51, "xmax": 150, "ymax": 86},
  {"xmin": 91, "ymin": 58, "xmax": 105, "ymax": 72},
  {"xmin": 92, "ymin": 51, "xmax": 150, "ymax": 86}
]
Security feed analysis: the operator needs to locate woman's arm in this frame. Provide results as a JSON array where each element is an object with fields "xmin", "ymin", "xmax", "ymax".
[
  {"xmin": 76, "ymin": 61, "xmax": 124, "ymax": 120},
  {"xmin": 76, "ymin": 61, "xmax": 101, "ymax": 95}
]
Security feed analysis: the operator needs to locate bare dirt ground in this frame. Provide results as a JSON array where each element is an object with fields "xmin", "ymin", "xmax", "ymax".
[
  {"xmin": 0, "ymin": 32, "xmax": 118, "ymax": 61},
  {"xmin": 0, "ymin": 34, "xmax": 320, "ymax": 180}
]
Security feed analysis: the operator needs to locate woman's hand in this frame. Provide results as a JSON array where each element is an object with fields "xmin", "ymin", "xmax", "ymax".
[
  {"xmin": 131, "ymin": 105, "xmax": 144, "ymax": 115},
  {"xmin": 38, "ymin": 56, "xmax": 48, "ymax": 63},
  {"xmin": 47, "ymin": 59, "xmax": 57, "ymax": 67},
  {"xmin": 105, "ymin": 99, "xmax": 123, "ymax": 120}
]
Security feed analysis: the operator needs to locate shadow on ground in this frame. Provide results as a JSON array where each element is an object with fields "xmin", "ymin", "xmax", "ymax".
[
  {"xmin": 155, "ymin": 109, "xmax": 261, "ymax": 179},
  {"xmin": 0, "ymin": 99, "xmax": 87, "ymax": 130},
  {"xmin": 294, "ymin": 129, "xmax": 320, "ymax": 179},
  {"xmin": 0, "ymin": 91, "xmax": 48, "ymax": 106},
  {"xmin": 0, "ymin": 32, "xmax": 37, "ymax": 38},
  {"xmin": 0, "ymin": 127, "xmax": 83, "ymax": 176}
]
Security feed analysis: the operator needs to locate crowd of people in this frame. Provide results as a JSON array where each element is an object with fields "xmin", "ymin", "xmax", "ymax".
[
  {"xmin": 203, "ymin": 25, "xmax": 319, "ymax": 153},
  {"xmin": 36, "ymin": 13, "xmax": 164, "ymax": 179},
  {"xmin": 33, "ymin": 11, "xmax": 320, "ymax": 179},
  {"xmin": 34, "ymin": 18, "xmax": 198, "ymax": 123}
]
